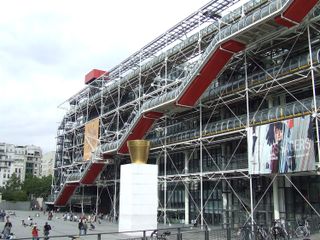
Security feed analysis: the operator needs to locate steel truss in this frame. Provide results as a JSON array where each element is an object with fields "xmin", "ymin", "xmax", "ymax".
[
  {"xmin": 51, "ymin": 0, "xmax": 320, "ymax": 232},
  {"xmin": 148, "ymin": 20, "xmax": 320, "ymax": 229}
]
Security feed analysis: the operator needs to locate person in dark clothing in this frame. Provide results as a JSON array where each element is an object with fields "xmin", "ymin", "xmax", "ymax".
[
  {"xmin": 3, "ymin": 217, "xmax": 12, "ymax": 239},
  {"xmin": 78, "ymin": 220, "xmax": 84, "ymax": 235},
  {"xmin": 43, "ymin": 222, "xmax": 51, "ymax": 240}
]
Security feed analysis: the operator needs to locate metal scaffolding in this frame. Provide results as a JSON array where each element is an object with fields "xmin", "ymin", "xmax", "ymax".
[{"xmin": 49, "ymin": 0, "xmax": 320, "ymax": 235}]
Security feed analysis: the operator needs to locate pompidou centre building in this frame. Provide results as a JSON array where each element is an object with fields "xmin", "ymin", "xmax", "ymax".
[{"xmin": 49, "ymin": 0, "xmax": 320, "ymax": 230}]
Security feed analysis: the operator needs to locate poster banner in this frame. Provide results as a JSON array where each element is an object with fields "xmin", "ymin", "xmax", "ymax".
[
  {"xmin": 248, "ymin": 115, "xmax": 315, "ymax": 174},
  {"xmin": 83, "ymin": 118, "xmax": 100, "ymax": 161}
]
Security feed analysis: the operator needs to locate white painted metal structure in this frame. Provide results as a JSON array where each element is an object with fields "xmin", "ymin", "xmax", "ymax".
[{"xmin": 50, "ymin": 0, "xmax": 320, "ymax": 233}]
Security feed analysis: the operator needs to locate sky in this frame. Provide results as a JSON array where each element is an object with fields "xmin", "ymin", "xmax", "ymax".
[{"xmin": 0, "ymin": 0, "xmax": 243, "ymax": 153}]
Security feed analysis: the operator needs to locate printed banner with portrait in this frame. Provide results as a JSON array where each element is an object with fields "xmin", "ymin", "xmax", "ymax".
[{"xmin": 248, "ymin": 115, "xmax": 315, "ymax": 174}]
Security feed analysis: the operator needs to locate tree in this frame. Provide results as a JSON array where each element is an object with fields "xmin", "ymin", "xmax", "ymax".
[
  {"xmin": 22, "ymin": 174, "xmax": 52, "ymax": 198},
  {"xmin": 0, "ymin": 174, "xmax": 52, "ymax": 201},
  {"xmin": 0, "ymin": 173, "xmax": 28, "ymax": 201},
  {"xmin": 4, "ymin": 173, "xmax": 21, "ymax": 190}
]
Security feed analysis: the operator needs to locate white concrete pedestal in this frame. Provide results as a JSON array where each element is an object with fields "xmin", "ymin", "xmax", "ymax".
[{"xmin": 118, "ymin": 164, "xmax": 158, "ymax": 234}]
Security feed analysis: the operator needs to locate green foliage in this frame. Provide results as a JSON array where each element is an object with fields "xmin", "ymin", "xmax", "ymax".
[
  {"xmin": 5, "ymin": 173, "xmax": 21, "ymax": 190},
  {"xmin": 0, "ymin": 174, "xmax": 52, "ymax": 201},
  {"xmin": 0, "ymin": 173, "xmax": 27, "ymax": 201},
  {"xmin": 2, "ymin": 190, "xmax": 28, "ymax": 201},
  {"xmin": 23, "ymin": 174, "xmax": 52, "ymax": 198}
]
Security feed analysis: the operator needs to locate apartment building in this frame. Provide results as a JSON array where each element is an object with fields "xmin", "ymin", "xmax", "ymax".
[{"xmin": 0, "ymin": 143, "xmax": 42, "ymax": 187}]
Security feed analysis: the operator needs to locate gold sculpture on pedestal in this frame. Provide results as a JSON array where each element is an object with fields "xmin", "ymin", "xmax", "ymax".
[{"xmin": 127, "ymin": 140, "xmax": 150, "ymax": 164}]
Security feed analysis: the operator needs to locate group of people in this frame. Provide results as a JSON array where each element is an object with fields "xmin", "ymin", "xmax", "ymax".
[
  {"xmin": 31, "ymin": 222, "xmax": 51, "ymax": 240},
  {"xmin": 20, "ymin": 215, "xmax": 52, "ymax": 240},
  {"xmin": 78, "ymin": 218, "xmax": 95, "ymax": 235},
  {"xmin": 2, "ymin": 210, "xmax": 100, "ymax": 239},
  {"xmin": 62, "ymin": 212, "xmax": 78, "ymax": 222}
]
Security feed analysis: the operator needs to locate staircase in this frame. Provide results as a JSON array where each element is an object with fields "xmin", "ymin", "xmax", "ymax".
[
  {"xmin": 101, "ymin": 0, "xmax": 319, "ymax": 156},
  {"xmin": 54, "ymin": 0, "xmax": 319, "ymax": 207}
]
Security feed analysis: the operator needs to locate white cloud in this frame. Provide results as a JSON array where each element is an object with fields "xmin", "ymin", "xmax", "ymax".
[{"xmin": 0, "ymin": 0, "xmax": 215, "ymax": 153}]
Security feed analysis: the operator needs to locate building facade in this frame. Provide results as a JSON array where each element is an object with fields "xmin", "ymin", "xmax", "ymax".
[
  {"xmin": 51, "ymin": 0, "xmax": 320, "ymax": 230},
  {"xmin": 41, "ymin": 151, "xmax": 55, "ymax": 177},
  {"xmin": 25, "ymin": 145, "xmax": 42, "ymax": 177},
  {"xmin": 0, "ymin": 143, "xmax": 42, "ymax": 187}
]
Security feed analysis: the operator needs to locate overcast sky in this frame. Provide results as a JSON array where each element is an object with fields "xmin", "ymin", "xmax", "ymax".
[{"xmin": 0, "ymin": 0, "xmax": 243, "ymax": 153}]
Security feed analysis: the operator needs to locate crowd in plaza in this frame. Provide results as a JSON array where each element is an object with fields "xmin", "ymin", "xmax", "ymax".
[
  {"xmin": 0, "ymin": 213, "xmax": 47, "ymax": 239},
  {"xmin": 0, "ymin": 209, "xmax": 103, "ymax": 239}
]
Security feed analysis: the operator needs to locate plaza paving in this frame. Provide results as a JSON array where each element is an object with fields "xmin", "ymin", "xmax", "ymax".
[
  {"xmin": 1, "ymin": 211, "xmax": 320, "ymax": 239},
  {"xmin": 0, "ymin": 210, "xmax": 190, "ymax": 240},
  {"xmin": 0, "ymin": 210, "xmax": 121, "ymax": 240}
]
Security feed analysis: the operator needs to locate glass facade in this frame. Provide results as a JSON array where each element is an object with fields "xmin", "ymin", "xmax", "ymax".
[{"xmin": 50, "ymin": 0, "xmax": 320, "ymax": 233}]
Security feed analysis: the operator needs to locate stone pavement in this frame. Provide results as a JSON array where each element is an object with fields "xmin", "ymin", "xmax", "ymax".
[
  {"xmin": 1, "ymin": 211, "xmax": 320, "ymax": 239},
  {"xmin": 0, "ymin": 210, "xmax": 187, "ymax": 240},
  {"xmin": 0, "ymin": 210, "xmax": 120, "ymax": 239}
]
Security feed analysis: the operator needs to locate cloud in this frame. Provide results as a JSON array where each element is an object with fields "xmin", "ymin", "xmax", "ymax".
[{"xmin": 0, "ymin": 0, "xmax": 209, "ymax": 153}]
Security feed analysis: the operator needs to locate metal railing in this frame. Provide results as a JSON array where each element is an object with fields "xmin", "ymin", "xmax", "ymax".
[
  {"xmin": 148, "ymin": 94, "xmax": 319, "ymax": 149},
  {"xmin": 12, "ymin": 226, "xmax": 235, "ymax": 240}
]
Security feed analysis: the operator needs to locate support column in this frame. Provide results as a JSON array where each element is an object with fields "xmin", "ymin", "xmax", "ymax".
[
  {"xmin": 199, "ymin": 103, "xmax": 204, "ymax": 228},
  {"xmin": 81, "ymin": 186, "xmax": 84, "ymax": 215},
  {"xmin": 222, "ymin": 144, "xmax": 230, "ymax": 228},
  {"xmin": 222, "ymin": 181, "xmax": 228, "ymax": 227},
  {"xmin": 184, "ymin": 151, "xmax": 189, "ymax": 225},
  {"xmin": 164, "ymin": 118, "xmax": 168, "ymax": 225},
  {"xmin": 245, "ymin": 52, "xmax": 254, "ymax": 232},
  {"xmin": 278, "ymin": 96, "xmax": 286, "ymax": 219},
  {"xmin": 220, "ymin": 104, "xmax": 230, "ymax": 228},
  {"xmin": 273, "ymin": 178, "xmax": 280, "ymax": 220},
  {"xmin": 96, "ymin": 184, "xmax": 99, "ymax": 217},
  {"xmin": 113, "ymin": 161, "xmax": 118, "ymax": 221},
  {"xmin": 268, "ymin": 97, "xmax": 280, "ymax": 220},
  {"xmin": 226, "ymin": 145, "xmax": 232, "ymax": 227},
  {"xmin": 284, "ymin": 176, "xmax": 293, "ymax": 220},
  {"xmin": 249, "ymin": 176, "xmax": 255, "ymax": 237}
]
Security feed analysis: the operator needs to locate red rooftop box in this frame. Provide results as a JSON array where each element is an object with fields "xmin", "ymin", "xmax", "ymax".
[{"xmin": 85, "ymin": 69, "xmax": 107, "ymax": 84}]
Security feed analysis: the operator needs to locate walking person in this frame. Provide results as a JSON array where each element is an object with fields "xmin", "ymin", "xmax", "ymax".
[
  {"xmin": 83, "ymin": 220, "xmax": 88, "ymax": 235},
  {"xmin": 3, "ymin": 216, "xmax": 12, "ymax": 239},
  {"xmin": 48, "ymin": 211, "xmax": 53, "ymax": 221},
  {"xmin": 31, "ymin": 225, "xmax": 39, "ymax": 240},
  {"xmin": 43, "ymin": 222, "xmax": 51, "ymax": 240},
  {"xmin": 78, "ymin": 219, "xmax": 84, "ymax": 235}
]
